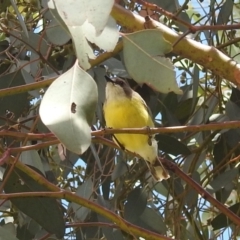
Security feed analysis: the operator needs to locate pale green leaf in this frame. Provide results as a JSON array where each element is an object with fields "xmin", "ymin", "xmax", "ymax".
[
  {"xmin": 0, "ymin": 224, "xmax": 18, "ymax": 240},
  {"xmin": 10, "ymin": 0, "xmax": 29, "ymax": 39},
  {"xmin": 52, "ymin": 0, "xmax": 114, "ymax": 34},
  {"xmin": 39, "ymin": 61, "xmax": 98, "ymax": 155},
  {"xmin": 49, "ymin": 0, "xmax": 117, "ymax": 69},
  {"xmin": 46, "ymin": 17, "xmax": 71, "ymax": 46},
  {"xmin": 19, "ymin": 149, "xmax": 46, "ymax": 176},
  {"xmin": 84, "ymin": 16, "xmax": 118, "ymax": 52},
  {"xmin": 123, "ymin": 29, "xmax": 182, "ymax": 94},
  {"xmin": 140, "ymin": 207, "xmax": 167, "ymax": 234},
  {"xmin": 207, "ymin": 168, "xmax": 238, "ymax": 193},
  {"xmin": 71, "ymin": 178, "xmax": 93, "ymax": 221},
  {"xmin": 68, "ymin": 17, "xmax": 118, "ymax": 69},
  {"xmin": 68, "ymin": 26, "xmax": 96, "ymax": 70}
]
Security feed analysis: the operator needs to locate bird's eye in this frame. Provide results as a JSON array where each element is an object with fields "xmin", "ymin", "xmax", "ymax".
[{"xmin": 118, "ymin": 81, "xmax": 124, "ymax": 86}]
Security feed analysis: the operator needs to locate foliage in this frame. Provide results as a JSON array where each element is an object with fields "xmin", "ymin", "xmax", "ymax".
[{"xmin": 0, "ymin": 0, "xmax": 240, "ymax": 239}]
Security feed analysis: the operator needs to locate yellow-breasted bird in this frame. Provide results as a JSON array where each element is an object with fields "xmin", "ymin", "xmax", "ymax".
[{"xmin": 103, "ymin": 76, "xmax": 169, "ymax": 181}]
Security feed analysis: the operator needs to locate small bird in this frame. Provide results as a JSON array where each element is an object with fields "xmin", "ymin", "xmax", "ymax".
[{"xmin": 103, "ymin": 76, "xmax": 169, "ymax": 181}]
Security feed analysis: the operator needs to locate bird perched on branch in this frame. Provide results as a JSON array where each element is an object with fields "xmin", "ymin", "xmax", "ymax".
[{"xmin": 103, "ymin": 76, "xmax": 169, "ymax": 181}]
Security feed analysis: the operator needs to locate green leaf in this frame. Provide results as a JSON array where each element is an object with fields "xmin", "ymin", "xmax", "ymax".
[
  {"xmin": 206, "ymin": 168, "xmax": 238, "ymax": 193},
  {"xmin": 174, "ymin": 98, "xmax": 197, "ymax": 122},
  {"xmin": 19, "ymin": 150, "xmax": 45, "ymax": 176},
  {"xmin": 68, "ymin": 16, "xmax": 118, "ymax": 69},
  {"xmin": 124, "ymin": 187, "xmax": 147, "ymax": 223},
  {"xmin": 97, "ymin": 196, "xmax": 122, "ymax": 240},
  {"xmin": 71, "ymin": 178, "xmax": 93, "ymax": 221},
  {"xmin": 50, "ymin": 0, "xmax": 117, "ymax": 69},
  {"xmin": 140, "ymin": 207, "xmax": 167, "ymax": 234},
  {"xmin": 40, "ymin": 61, "xmax": 98, "ymax": 155},
  {"xmin": 213, "ymin": 134, "xmax": 228, "ymax": 166},
  {"xmin": 3, "ymin": 166, "xmax": 65, "ymax": 238},
  {"xmin": 183, "ymin": 151, "xmax": 206, "ymax": 173},
  {"xmin": 17, "ymin": 224, "xmax": 34, "ymax": 240},
  {"xmin": 21, "ymin": 32, "xmax": 48, "ymax": 55},
  {"xmin": 226, "ymin": 101, "xmax": 240, "ymax": 120},
  {"xmin": 217, "ymin": 0, "xmax": 234, "ymax": 25},
  {"xmin": 155, "ymin": 134, "xmax": 191, "ymax": 156},
  {"xmin": 189, "ymin": 94, "xmax": 218, "ymax": 125},
  {"xmin": 184, "ymin": 171, "xmax": 200, "ymax": 209},
  {"xmin": 0, "ymin": 224, "xmax": 18, "ymax": 240},
  {"xmin": 10, "ymin": 0, "xmax": 29, "ymax": 39},
  {"xmin": 52, "ymin": 0, "xmax": 114, "ymax": 33},
  {"xmin": 192, "ymin": 65, "xmax": 200, "ymax": 111},
  {"xmin": 111, "ymin": 159, "xmax": 128, "ymax": 181},
  {"xmin": 0, "ymin": 70, "xmax": 28, "ymax": 125},
  {"xmin": 45, "ymin": 17, "xmax": 71, "ymax": 46},
  {"xmin": 123, "ymin": 29, "xmax": 182, "ymax": 94},
  {"xmin": 211, "ymin": 202, "xmax": 240, "ymax": 230}
]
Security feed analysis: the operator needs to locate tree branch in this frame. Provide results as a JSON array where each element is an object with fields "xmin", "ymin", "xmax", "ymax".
[
  {"xmin": 3, "ymin": 157, "xmax": 172, "ymax": 240},
  {"xmin": 165, "ymin": 158, "xmax": 240, "ymax": 226},
  {"xmin": 1, "ymin": 121, "xmax": 240, "ymax": 141},
  {"xmin": 111, "ymin": 3, "xmax": 240, "ymax": 85}
]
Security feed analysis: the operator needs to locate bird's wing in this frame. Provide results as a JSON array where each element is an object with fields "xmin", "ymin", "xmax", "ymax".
[{"xmin": 140, "ymin": 98, "xmax": 155, "ymax": 127}]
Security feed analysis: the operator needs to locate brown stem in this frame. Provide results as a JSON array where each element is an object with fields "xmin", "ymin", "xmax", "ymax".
[
  {"xmin": 1, "ymin": 121, "xmax": 240, "ymax": 141},
  {"xmin": 1, "ymin": 158, "xmax": 172, "ymax": 240},
  {"xmin": 165, "ymin": 159, "xmax": 240, "ymax": 226},
  {"xmin": 111, "ymin": 4, "xmax": 240, "ymax": 84},
  {"xmin": 93, "ymin": 121, "xmax": 240, "ymax": 136}
]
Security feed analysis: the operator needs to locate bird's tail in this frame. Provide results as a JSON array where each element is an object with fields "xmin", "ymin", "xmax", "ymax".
[{"xmin": 150, "ymin": 158, "xmax": 170, "ymax": 181}]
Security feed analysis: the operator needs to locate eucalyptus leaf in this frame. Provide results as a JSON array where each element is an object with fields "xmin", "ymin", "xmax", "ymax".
[
  {"xmin": 22, "ymin": 32, "xmax": 48, "ymax": 55},
  {"xmin": 155, "ymin": 134, "xmax": 191, "ymax": 156},
  {"xmin": 10, "ymin": 0, "xmax": 28, "ymax": 39},
  {"xmin": 217, "ymin": 0, "xmax": 234, "ymax": 25},
  {"xmin": 192, "ymin": 65, "xmax": 199, "ymax": 111},
  {"xmin": 123, "ymin": 29, "xmax": 182, "ymax": 94},
  {"xmin": 97, "ymin": 196, "xmax": 116, "ymax": 240},
  {"xmin": 0, "ymin": 70, "xmax": 28, "ymax": 124},
  {"xmin": 19, "ymin": 149, "xmax": 46, "ymax": 176},
  {"xmin": 3, "ymin": 166, "xmax": 65, "ymax": 238},
  {"xmin": 226, "ymin": 100, "xmax": 240, "ymax": 120},
  {"xmin": 147, "ymin": 0, "xmax": 179, "ymax": 12},
  {"xmin": 50, "ymin": 0, "xmax": 117, "ymax": 69},
  {"xmin": 111, "ymin": 159, "xmax": 128, "ymax": 180},
  {"xmin": 211, "ymin": 202, "xmax": 240, "ymax": 230},
  {"xmin": 46, "ymin": 17, "xmax": 71, "ymax": 45},
  {"xmin": 184, "ymin": 171, "xmax": 200, "ymax": 209},
  {"xmin": 0, "ymin": 224, "xmax": 18, "ymax": 240},
  {"xmin": 124, "ymin": 187, "xmax": 147, "ymax": 223},
  {"xmin": 189, "ymin": 94, "xmax": 218, "ymax": 125},
  {"xmin": 40, "ymin": 61, "xmax": 98, "ymax": 155},
  {"xmin": 206, "ymin": 168, "xmax": 238, "ymax": 194},
  {"xmin": 71, "ymin": 178, "xmax": 93, "ymax": 221},
  {"xmin": 140, "ymin": 207, "xmax": 167, "ymax": 234},
  {"xmin": 52, "ymin": 0, "xmax": 114, "ymax": 33}
]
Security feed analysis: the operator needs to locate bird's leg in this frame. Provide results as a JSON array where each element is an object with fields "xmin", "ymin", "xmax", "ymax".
[
  {"xmin": 112, "ymin": 135, "xmax": 125, "ymax": 151},
  {"xmin": 145, "ymin": 126, "xmax": 153, "ymax": 146},
  {"xmin": 104, "ymin": 127, "xmax": 126, "ymax": 150}
]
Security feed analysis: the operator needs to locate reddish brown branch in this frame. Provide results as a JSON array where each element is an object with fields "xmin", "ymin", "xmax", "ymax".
[
  {"xmin": 66, "ymin": 222, "xmax": 119, "ymax": 229},
  {"xmin": 0, "ymin": 131, "xmax": 55, "ymax": 140},
  {"xmin": 1, "ymin": 121, "xmax": 240, "ymax": 142},
  {"xmin": 93, "ymin": 121, "xmax": 240, "ymax": 136},
  {"xmin": 0, "ymin": 164, "xmax": 172, "ymax": 240},
  {"xmin": 9, "ymin": 140, "xmax": 60, "ymax": 153},
  {"xmin": 134, "ymin": 0, "xmax": 240, "ymax": 33},
  {"xmin": 164, "ymin": 158, "xmax": 240, "ymax": 226},
  {"xmin": 133, "ymin": 0, "xmax": 193, "ymax": 30}
]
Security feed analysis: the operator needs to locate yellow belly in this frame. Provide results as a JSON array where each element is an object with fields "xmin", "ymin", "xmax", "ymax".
[{"xmin": 103, "ymin": 97, "xmax": 154, "ymax": 154}]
